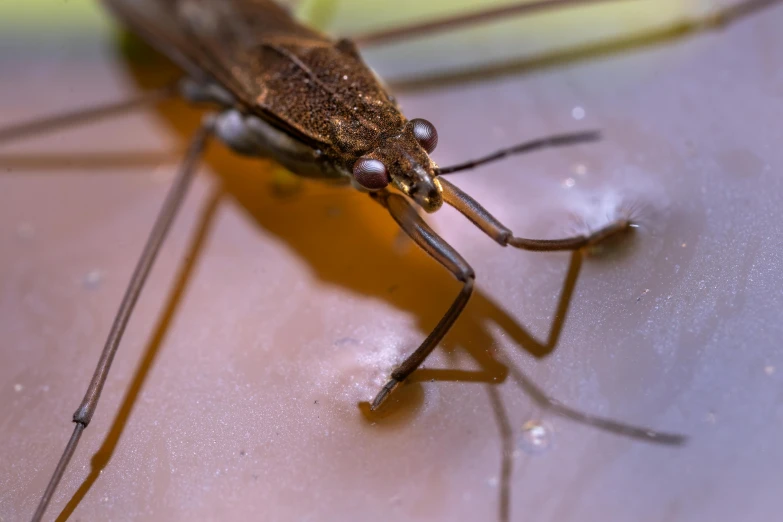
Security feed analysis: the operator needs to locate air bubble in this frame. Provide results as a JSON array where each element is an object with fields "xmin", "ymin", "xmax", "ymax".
[{"xmin": 518, "ymin": 420, "xmax": 553, "ymax": 454}]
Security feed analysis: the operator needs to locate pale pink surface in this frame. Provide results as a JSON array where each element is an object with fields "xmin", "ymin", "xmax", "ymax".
[{"xmin": 2, "ymin": 3, "xmax": 783, "ymax": 522}]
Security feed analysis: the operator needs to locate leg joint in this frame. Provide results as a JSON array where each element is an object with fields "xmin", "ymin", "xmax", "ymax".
[
  {"xmin": 459, "ymin": 266, "xmax": 476, "ymax": 283},
  {"xmin": 496, "ymin": 230, "xmax": 512, "ymax": 247},
  {"xmin": 72, "ymin": 405, "xmax": 92, "ymax": 427}
]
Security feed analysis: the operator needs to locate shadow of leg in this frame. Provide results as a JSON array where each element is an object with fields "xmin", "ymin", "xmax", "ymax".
[{"xmin": 487, "ymin": 385, "xmax": 513, "ymax": 522}]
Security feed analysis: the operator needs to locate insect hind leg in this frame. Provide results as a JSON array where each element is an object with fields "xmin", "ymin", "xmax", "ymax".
[
  {"xmin": 0, "ymin": 84, "xmax": 177, "ymax": 145},
  {"xmin": 29, "ymin": 120, "xmax": 214, "ymax": 522}
]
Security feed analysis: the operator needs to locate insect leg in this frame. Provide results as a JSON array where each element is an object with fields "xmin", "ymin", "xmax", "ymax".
[
  {"xmin": 371, "ymin": 190, "xmax": 684, "ymax": 442},
  {"xmin": 439, "ymin": 177, "xmax": 631, "ymax": 252},
  {"xmin": 30, "ymin": 119, "xmax": 214, "ymax": 522},
  {"xmin": 0, "ymin": 84, "xmax": 176, "ymax": 145},
  {"xmin": 369, "ymin": 191, "xmax": 475, "ymax": 410},
  {"xmin": 351, "ymin": 0, "xmax": 779, "ymax": 48},
  {"xmin": 351, "ymin": 0, "xmax": 635, "ymax": 47}
]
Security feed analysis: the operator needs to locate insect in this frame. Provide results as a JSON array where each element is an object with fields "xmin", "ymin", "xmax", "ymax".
[{"xmin": 8, "ymin": 0, "xmax": 774, "ymax": 519}]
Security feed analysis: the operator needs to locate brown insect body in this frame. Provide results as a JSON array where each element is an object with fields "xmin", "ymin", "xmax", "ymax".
[{"xmin": 104, "ymin": 0, "xmax": 443, "ymax": 209}]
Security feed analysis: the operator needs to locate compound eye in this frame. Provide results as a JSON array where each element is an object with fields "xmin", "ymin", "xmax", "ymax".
[
  {"xmin": 411, "ymin": 118, "xmax": 438, "ymax": 153},
  {"xmin": 352, "ymin": 157, "xmax": 390, "ymax": 190}
]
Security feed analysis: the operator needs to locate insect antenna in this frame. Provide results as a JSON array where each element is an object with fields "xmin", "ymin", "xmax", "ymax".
[{"xmin": 435, "ymin": 130, "xmax": 600, "ymax": 175}]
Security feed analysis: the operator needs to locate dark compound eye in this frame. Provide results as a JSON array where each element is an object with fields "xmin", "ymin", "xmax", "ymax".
[
  {"xmin": 352, "ymin": 157, "xmax": 390, "ymax": 190},
  {"xmin": 411, "ymin": 118, "xmax": 438, "ymax": 153}
]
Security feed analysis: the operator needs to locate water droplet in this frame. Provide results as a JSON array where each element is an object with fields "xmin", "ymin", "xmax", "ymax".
[
  {"xmin": 764, "ymin": 365, "xmax": 775, "ymax": 376},
  {"xmin": 82, "ymin": 269, "xmax": 104, "ymax": 289},
  {"xmin": 573, "ymin": 163, "xmax": 587, "ymax": 175},
  {"xmin": 571, "ymin": 106, "xmax": 585, "ymax": 120},
  {"xmin": 13, "ymin": 383, "xmax": 23, "ymax": 392},
  {"xmin": 561, "ymin": 177, "xmax": 575, "ymax": 188},
  {"xmin": 519, "ymin": 420, "xmax": 552, "ymax": 454}
]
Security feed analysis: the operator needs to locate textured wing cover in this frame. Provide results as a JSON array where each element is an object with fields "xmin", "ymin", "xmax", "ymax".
[{"xmin": 104, "ymin": 0, "xmax": 404, "ymax": 155}]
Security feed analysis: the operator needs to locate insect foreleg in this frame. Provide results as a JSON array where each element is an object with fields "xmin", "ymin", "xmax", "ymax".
[
  {"xmin": 30, "ymin": 120, "xmax": 214, "ymax": 522},
  {"xmin": 369, "ymin": 190, "xmax": 475, "ymax": 410},
  {"xmin": 439, "ymin": 177, "xmax": 633, "ymax": 252},
  {"xmin": 369, "ymin": 189, "xmax": 684, "ymax": 442}
]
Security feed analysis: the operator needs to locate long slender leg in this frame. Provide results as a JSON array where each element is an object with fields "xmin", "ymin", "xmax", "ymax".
[
  {"xmin": 351, "ymin": 0, "xmax": 780, "ymax": 48},
  {"xmin": 439, "ymin": 177, "xmax": 632, "ymax": 251},
  {"xmin": 29, "ymin": 121, "xmax": 213, "ymax": 522},
  {"xmin": 352, "ymin": 0, "xmax": 637, "ymax": 47},
  {"xmin": 0, "ymin": 84, "xmax": 176, "ymax": 145},
  {"xmin": 369, "ymin": 191, "xmax": 476, "ymax": 410}
]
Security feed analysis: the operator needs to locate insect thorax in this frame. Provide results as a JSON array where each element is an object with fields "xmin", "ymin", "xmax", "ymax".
[{"xmin": 213, "ymin": 108, "xmax": 349, "ymax": 181}]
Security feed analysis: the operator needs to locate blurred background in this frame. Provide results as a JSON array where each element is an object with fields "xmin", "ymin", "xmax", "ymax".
[{"xmin": 1, "ymin": 1, "xmax": 782, "ymax": 521}]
